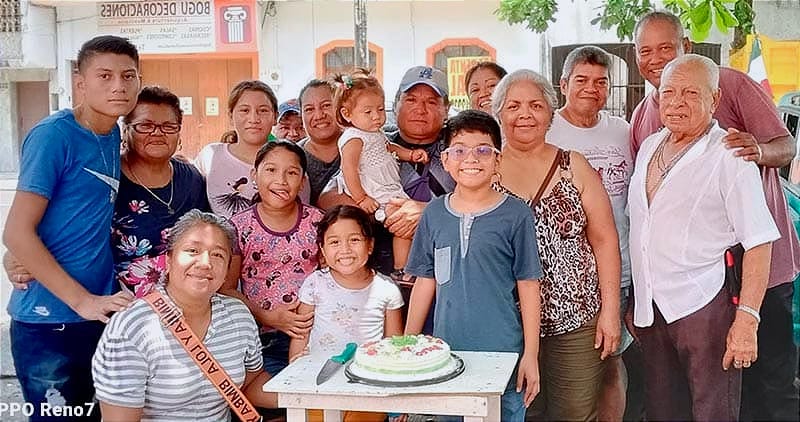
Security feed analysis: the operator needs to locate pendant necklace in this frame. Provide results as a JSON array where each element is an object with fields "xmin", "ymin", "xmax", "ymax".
[
  {"xmin": 83, "ymin": 115, "xmax": 118, "ymax": 204},
  {"xmin": 127, "ymin": 160, "xmax": 175, "ymax": 215}
]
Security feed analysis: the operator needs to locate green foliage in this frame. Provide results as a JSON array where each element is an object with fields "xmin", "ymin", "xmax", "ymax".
[
  {"xmin": 591, "ymin": 0, "xmax": 654, "ymax": 40},
  {"xmin": 495, "ymin": 0, "xmax": 559, "ymax": 33},
  {"xmin": 495, "ymin": 0, "xmax": 755, "ymax": 42}
]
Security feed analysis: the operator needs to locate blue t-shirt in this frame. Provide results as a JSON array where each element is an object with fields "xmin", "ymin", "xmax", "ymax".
[
  {"xmin": 405, "ymin": 194, "xmax": 543, "ymax": 353},
  {"xmin": 8, "ymin": 109, "xmax": 120, "ymax": 323},
  {"xmin": 112, "ymin": 158, "xmax": 209, "ymax": 291}
]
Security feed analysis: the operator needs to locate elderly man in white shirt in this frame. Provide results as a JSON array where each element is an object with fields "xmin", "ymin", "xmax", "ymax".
[{"xmin": 628, "ymin": 54, "xmax": 780, "ymax": 421}]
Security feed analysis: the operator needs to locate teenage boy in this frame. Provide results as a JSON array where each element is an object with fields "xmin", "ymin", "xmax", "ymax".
[
  {"xmin": 3, "ymin": 35, "xmax": 140, "ymax": 420},
  {"xmin": 405, "ymin": 110, "xmax": 543, "ymax": 421}
]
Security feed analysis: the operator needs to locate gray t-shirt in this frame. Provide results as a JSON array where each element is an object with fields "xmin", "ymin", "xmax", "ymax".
[
  {"xmin": 298, "ymin": 137, "xmax": 341, "ymax": 206},
  {"xmin": 406, "ymin": 194, "xmax": 543, "ymax": 353},
  {"xmin": 92, "ymin": 288, "xmax": 262, "ymax": 421}
]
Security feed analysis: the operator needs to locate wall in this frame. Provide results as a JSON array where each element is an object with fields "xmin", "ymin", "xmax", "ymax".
[
  {"xmin": 753, "ymin": 0, "xmax": 800, "ymax": 40},
  {"xmin": 260, "ymin": 1, "xmax": 543, "ymax": 102}
]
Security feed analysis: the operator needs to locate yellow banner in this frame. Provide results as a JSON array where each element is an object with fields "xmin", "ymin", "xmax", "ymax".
[{"xmin": 447, "ymin": 56, "xmax": 491, "ymax": 98}]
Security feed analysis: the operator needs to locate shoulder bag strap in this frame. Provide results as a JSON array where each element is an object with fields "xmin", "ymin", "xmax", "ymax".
[
  {"xmin": 531, "ymin": 148, "xmax": 564, "ymax": 204},
  {"xmin": 143, "ymin": 291, "xmax": 262, "ymax": 422}
]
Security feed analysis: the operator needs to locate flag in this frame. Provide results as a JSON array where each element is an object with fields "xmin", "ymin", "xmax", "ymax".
[{"xmin": 748, "ymin": 36, "xmax": 773, "ymax": 98}]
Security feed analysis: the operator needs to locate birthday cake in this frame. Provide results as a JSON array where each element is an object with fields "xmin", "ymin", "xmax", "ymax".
[{"xmin": 349, "ymin": 335, "xmax": 458, "ymax": 383}]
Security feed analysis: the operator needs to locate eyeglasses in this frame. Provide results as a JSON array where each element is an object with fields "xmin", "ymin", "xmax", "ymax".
[
  {"xmin": 443, "ymin": 145, "xmax": 500, "ymax": 161},
  {"xmin": 129, "ymin": 122, "xmax": 181, "ymax": 135}
]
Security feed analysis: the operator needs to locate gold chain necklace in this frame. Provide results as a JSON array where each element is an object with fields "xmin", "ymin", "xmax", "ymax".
[
  {"xmin": 646, "ymin": 122, "xmax": 713, "ymax": 199},
  {"xmin": 127, "ymin": 160, "xmax": 175, "ymax": 215}
]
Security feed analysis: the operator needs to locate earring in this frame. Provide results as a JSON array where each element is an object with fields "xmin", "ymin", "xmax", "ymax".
[{"xmin": 493, "ymin": 172, "xmax": 502, "ymax": 185}]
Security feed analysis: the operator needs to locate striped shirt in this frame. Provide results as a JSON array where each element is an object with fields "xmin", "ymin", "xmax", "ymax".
[{"xmin": 92, "ymin": 287, "xmax": 262, "ymax": 421}]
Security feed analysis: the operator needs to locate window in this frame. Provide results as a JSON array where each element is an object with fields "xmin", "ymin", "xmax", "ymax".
[
  {"xmin": 316, "ymin": 40, "xmax": 383, "ymax": 83},
  {"xmin": 0, "ymin": 0, "xmax": 21, "ymax": 33},
  {"xmin": 426, "ymin": 38, "xmax": 496, "ymax": 110}
]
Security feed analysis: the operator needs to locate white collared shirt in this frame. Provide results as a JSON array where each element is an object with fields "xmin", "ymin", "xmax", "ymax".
[{"xmin": 629, "ymin": 123, "xmax": 780, "ymax": 327}]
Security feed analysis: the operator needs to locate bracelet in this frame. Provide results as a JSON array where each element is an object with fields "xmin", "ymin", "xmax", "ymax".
[
  {"xmin": 736, "ymin": 304, "xmax": 761, "ymax": 324},
  {"xmin": 755, "ymin": 144, "xmax": 763, "ymax": 163}
]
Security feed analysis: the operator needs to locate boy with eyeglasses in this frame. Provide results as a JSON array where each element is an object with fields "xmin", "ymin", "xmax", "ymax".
[
  {"xmin": 404, "ymin": 110, "xmax": 544, "ymax": 421},
  {"xmin": 3, "ymin": 35, "xmax": 140, "ymax": 420}
]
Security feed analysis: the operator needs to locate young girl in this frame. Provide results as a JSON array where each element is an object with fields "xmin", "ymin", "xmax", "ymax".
[
  {"xmin": 290, "ymin": 205, "xmax": 404, "ymax": 355},
  {"xmin": 220, "ymin": 141, "xmax": 324, "ymax": 376},
  {"xmin": 328, "ymin": 69, "xmax": 428, "ymax": 282},
  {"xmin": 290, "ymin": 206, "xmax": 404, "ymax": 422},
  {"xmin": 196, "ymin": 80, "xmax": 310, "ymax": 217}
]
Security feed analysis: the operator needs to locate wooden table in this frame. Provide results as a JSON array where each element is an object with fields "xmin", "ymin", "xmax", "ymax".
[{"xmin": 262, "ymin": 350, "xmax": 518, "ymax": 422}]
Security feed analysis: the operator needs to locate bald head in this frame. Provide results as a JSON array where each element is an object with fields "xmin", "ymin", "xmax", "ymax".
[
  {"xmin": 658, "ymin": 54, "xmax": 720, "ymax": 139},
  {"xmin": 661, "ymin": 54, "xmax": 719, "ymax": 94}
]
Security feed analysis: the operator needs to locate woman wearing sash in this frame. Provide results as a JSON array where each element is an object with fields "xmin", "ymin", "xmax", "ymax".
[{"xmin": 92, "ymin": 210, "xmax": 274, "ymax": 421}]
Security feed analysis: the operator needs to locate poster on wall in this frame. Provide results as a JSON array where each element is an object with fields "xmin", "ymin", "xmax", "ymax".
[
  {"xmin": 97, "ymin": 0, "xmax": 257, "ymax": 54},
  {"xmin": 446, "ymin": 56, "xmax": 492, "ymax": 109}
]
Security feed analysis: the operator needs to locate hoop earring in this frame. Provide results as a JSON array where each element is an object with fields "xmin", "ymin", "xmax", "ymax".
[
  {"xmin": 493, "ymin": 172, "xmax": 502, "ymax": 185},
  {"xmin": 177, "ymin": 139, "xmax": 182, "ymax": 151}
]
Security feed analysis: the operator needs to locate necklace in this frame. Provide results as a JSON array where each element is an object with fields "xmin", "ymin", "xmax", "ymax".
[
  {"xmin": 646, "ymin": 122, "xmax": 713, "ymax": 199},
  {"xmin": 82, "ymin": 115, "xmax": 118, "ymax": 204},
  {"xmin": 127, "ymin": 160, "xmax": 175, "ymax": 215}
]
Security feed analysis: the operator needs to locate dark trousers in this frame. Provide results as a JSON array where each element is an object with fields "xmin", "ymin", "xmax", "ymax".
[
  {"xmin": 741, "ymin": 283, "xmax": 799, "ymax": 421},
  {"xmin": 10, "ymin": 320, "xmax": 105, "ymax": 421},
  {"xmin": 638, "ymin": 288, "xmax": 741, "ymax": 421},
  {"xmin": 260, "ymin": 331, "xmax": 290, "ymax": 376}
]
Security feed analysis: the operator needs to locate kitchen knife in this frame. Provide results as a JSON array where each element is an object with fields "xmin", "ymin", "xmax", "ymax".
[{"xmin": 315, "ymin": 342, "xmax": 357, "ymax": 385}]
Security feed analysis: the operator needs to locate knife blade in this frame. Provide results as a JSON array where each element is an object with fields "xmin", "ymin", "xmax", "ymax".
[{"xmin": 315, "ymin": 342, "xmax": 357, "ymax": 385}]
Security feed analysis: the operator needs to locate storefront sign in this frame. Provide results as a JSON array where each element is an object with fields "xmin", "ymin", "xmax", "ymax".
[
  {"xmin": 97, "ymin": 0, "xmax": 256, "ymax": 54},
  {"xmin": 446, "ymin": 56, "xmax": 492, "ymax": 99}
]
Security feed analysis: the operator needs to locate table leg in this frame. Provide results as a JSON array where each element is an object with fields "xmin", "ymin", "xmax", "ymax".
[
  {"xmin": 286, "ymin": 407, "xmax": 308, "ymax": 422},
  {"xmin": 322, "ymin": 409, "xmax": 343, "ymax": 422},
  {"xmin": 464, "ymin": 395, "xmax": 501, "ymax": 422}
]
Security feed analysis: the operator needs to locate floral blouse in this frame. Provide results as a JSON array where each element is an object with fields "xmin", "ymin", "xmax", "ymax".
[{"xmin": 111, "ymin": 159, "xmax": 209, "ymax": 297}]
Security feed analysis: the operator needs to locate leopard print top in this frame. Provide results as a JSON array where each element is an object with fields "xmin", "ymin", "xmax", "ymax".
[{"xmin": 494, "ymin": 149, "xmax": 601, "ymax": 336}]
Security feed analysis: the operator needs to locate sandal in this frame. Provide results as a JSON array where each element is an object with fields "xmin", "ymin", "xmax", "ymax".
[{"xmin": 390, "ymin": 269, "xmax": 417, "ymax": 288}]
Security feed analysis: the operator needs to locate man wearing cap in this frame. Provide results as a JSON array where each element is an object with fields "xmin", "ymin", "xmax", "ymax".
[
  {"xmin": 389, "ymin": 65, "xmax": 455, "ymax": 207},
  {"xmin": 317, "ymin": 66, "xmax": 452, "ymax": 333},
  {"xmin": 273, "ymin": 98, "xmax": 306, "ymax": 142},
  {"xmin": 319, "ymin": 65, "xmax": 454, "ymax": 243}
]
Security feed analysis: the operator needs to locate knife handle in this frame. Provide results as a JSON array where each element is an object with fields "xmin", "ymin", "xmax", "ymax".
[{"xmin": 331, "ymin": 342, "xmax": 357, "ymax": 364}]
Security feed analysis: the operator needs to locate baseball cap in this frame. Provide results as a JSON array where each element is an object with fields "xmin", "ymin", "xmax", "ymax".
[
  {"xmin": 277, "ymin": 99, "xmax": 301, "ymax": 121},
  {"xmin": 398, "ymin": 66, "xmax": 448, "ymax": 97}
]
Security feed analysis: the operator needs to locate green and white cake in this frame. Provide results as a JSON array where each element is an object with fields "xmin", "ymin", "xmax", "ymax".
[{"xmin": 350, "ymin": 334, "xmax": 455, "ymax": 382}]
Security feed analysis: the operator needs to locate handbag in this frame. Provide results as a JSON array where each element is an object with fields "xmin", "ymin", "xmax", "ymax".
[{"xmin": 143, "ymin": 291, "xmax": 262, "ymax": 422}]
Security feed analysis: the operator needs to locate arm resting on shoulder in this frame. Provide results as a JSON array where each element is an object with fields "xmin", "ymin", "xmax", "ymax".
[
  {"xmin": 2, "ymin": 192, "xmax": 132, "ymax": 322},
  {"xmin": 761, "ymin": 134, "xmax": 796, "ymax": 168}
]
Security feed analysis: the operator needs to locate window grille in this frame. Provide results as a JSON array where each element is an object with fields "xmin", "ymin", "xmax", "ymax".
[{"xmin": 0, "ymin": 0, "xmax": 22, "ymax": 33}]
